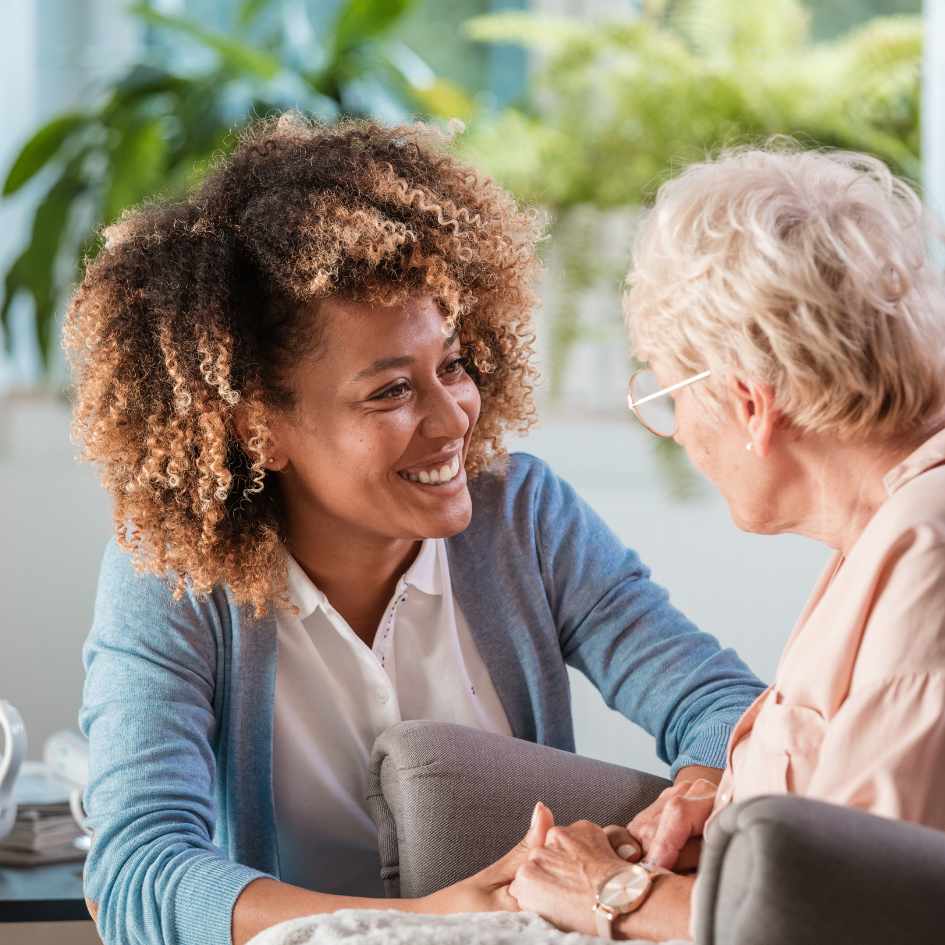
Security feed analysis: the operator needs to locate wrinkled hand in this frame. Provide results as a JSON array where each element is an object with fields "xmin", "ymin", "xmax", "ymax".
[
  {"xmin": 423, "ymin": 802, "xmax": 556, "ymax": 914},
  {"xmin": 627, "ymin": 777, "xmax": 717, "ymax": 869},
  {"xmin": 509, "ymin": 819, "xmax": 627, "ymax": 936}
]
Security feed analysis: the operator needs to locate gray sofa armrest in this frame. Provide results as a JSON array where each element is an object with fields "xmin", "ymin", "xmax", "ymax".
[
  {"xmin": 694, "ymin": 794, "xmax": 945, "ymax": 945},
  {"xmin": 367, "ymin": 720, "xmax": 670, "ymax": 899}
]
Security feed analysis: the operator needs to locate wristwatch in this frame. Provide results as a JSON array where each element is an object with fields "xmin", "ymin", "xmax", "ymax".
[{"xmin": 592, "ymin": 862, "xmax": 668, "ymax": 940}]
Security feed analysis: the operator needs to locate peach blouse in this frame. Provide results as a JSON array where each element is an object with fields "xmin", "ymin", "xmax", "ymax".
[{"xmin": 710, "ymin": 426, "xmax": 945, "ymax": 832}]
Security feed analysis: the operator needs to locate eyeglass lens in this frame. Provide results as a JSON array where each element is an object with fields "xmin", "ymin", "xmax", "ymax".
[{"xmin": 630, "ymin": 371, "xmax": 676, "ymax": 437}]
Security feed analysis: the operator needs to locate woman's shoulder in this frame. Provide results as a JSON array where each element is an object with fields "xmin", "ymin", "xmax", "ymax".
[
  {"xmin": 91, "ymin": 536, "xmax": 238, "ymax": 651},
  {"xmin": 465, "ymin": 451, "xmax": 582, "ymax": 536},
  {"xmin": 466, "ymin": 451, "xmax": 552, "ymax": 507},
  {"xmin": 886, "ymin": 463, "xmax": 945, "ymax": 536},
  {"xmin": 850, "ymin": 468, "xmax": 945, "ymax": 680}
]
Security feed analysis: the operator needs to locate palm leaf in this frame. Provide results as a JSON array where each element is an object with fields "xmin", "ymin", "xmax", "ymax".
[
  {"xmin": 130, "ymin": 4, "xmax": 282, "ymax": 80},
  {"xmin": 1, "ymin": 155, "xmax": 87, "ymax": 367},
  {"xmin": 332, "ymin": 0, "xmax": 415, "ymax": 60},
  {"xmin": 237, "ymin": 0, "xmax": 274, "ymax": 30},
  {"xmin": 2, "ymin": 113, "xmax": 88, "ymax": 197},
  {"xmin": 102, "ymin": 117, "xmax": 169, "ymax": 223}
]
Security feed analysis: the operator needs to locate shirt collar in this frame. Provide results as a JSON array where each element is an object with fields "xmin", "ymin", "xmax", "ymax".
[
  {"xmin": 284, "ymin": 551, "xmax": 328, "ymax": 620},
  {"xmin": 402, "ymin": 537, "xmax": 442, "ymax": 597},
  {"xmin": 883, "ymin": 424, "xmax": 945, "ymax": 496},
  {"xmin": 284, "ymin": 538, "xmax": 444, "ymax": 619}
]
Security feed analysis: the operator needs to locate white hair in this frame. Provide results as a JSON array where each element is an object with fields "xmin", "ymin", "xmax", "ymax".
[{"xmin": 625, "ymin": 143, "xmax": 945, "ymax": 440}]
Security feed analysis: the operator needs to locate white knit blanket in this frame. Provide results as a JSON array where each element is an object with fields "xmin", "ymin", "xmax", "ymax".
[{"xmin": 247, "ymin": 909, "xmax": 690, "ymax": 945}]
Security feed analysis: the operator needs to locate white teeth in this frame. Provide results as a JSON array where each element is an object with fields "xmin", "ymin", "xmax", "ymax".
[{"xmin": 400, "ymin": 454, "xmax": 463, "ymax": 485}]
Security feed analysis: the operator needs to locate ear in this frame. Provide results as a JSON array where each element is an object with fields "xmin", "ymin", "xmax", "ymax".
[
  {"xmin": 727, "ymin": 378, "xmax": 779, "ymax": 458},
  {"xmin": 233, "ymin": 401, "xmax": 287, "ymax": 472}
]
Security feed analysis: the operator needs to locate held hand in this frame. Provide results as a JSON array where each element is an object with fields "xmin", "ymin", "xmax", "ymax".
[
  {"xmin": 423, "ymin": 801, "xmax": 555, "ymax": 914},
  {"xmin": 509, "ymin": 819, "xmax": 626, "ymax": 936},
  {"xmin": 627, "ymin": 778, "xmax": 717, "ymax": 869}
]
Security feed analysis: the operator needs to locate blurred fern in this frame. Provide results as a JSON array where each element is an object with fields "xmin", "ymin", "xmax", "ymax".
[{"xmin": 460, "ymin": 0, "xmax": 921, "ymax": 208}]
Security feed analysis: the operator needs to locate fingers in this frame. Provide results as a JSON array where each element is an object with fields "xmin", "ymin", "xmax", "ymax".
[
  {"xmin": 602, "ymin": 824, "xmax": 641, "ymax": 862},
  {"xmin": 646, "ymin": 791, "xmax": 716, "ymax": 869},
  {"xmin": 674, "ymin": 836, "xmax": 703, "ymax": 873},
  {"xmin": 626, "ymin": 778, "xmax": 718, "ymax": 868},
  {"xmin": 483, "ymin": 802, "xmax": 556, "ymax": 885},
  {"xmin": 525, "ymin": 801, "xmax": 555, "ymax": 849}
]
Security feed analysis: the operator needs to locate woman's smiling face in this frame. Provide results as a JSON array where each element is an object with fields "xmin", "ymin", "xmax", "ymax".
[{"xmin": 267, "ymin": 293, "xmax": 481, "ymax": 547}]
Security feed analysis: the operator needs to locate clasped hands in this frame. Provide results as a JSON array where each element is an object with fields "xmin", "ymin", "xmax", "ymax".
[{"xmin": 429, "ymin": 776, "xmax": 718, "ymax": 940}]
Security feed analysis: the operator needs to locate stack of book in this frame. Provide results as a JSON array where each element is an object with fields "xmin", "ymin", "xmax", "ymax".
[{"xmin": 0, "ymin": 762, "xmax": 87, "ymax": 866}]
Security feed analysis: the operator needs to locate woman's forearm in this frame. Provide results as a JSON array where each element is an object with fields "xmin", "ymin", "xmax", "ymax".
[
  {"xmin": 613, "ymin": 874, "xmax": 694, "ymax": 941},
  {"xmin": 232, "ymin": 877, "xmax": 425, "ymax": 945},
  {"xmin": 232, "ymin": 856, "xmax": 516, "ymax": 945}
]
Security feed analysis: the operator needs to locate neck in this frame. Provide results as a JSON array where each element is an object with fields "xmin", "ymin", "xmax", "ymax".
[
  {"xmin": 285, "ymin": 513, "xmax": 421, "ymax": 645},
  {"xmin": 780, "ymin": 431, "xmax": 927, "ymax": 556}
]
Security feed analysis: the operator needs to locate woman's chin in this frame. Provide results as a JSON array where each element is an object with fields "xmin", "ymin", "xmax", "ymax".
[
  {"xmin": 728, "ymin": 505, "xmax": 777, "ymax": 536},
  {"xmin": 396, "ymin": 468, "xmax": 474, "ymax": 537},
  {"xmin": 426, "ymin": 497, "xmax": 474, "ymax": 538}
]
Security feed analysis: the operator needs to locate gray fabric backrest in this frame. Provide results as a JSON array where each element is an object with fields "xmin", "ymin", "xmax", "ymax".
[
  {"xmin": 367, "ymin": 720, "xmax": 670, "ymax": 899},
  {"xmin": 694, "ymin": 794, "xmax": 945, "ymax": 945}
]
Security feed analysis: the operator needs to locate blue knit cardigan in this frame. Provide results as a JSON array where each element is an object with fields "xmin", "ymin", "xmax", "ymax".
[{"xmin": 80, "ymin": 453, "xmax": 763, "ymax": 945}]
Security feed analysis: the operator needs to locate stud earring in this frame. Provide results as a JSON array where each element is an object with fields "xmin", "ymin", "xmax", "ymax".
[{"xmin": 745, "ymin": 442, "xmax": 753, "ymax": 452}]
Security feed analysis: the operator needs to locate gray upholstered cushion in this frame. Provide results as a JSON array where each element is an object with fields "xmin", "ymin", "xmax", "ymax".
[
  {"xmin": 693, "ymin": 794, "xmax": 945, "ymax": 945},
  {"xmin": 367, "ymin": 720, "xmax": 670, "ymax": 899}
]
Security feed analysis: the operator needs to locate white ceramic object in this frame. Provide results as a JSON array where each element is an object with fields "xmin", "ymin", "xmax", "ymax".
[{"xmin": 0, "ymin": 700, "xmax": 27, "ymax": 839}]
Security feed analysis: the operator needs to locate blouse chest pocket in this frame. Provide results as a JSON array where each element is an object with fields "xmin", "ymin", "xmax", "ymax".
[{"xmin": 734, "ymin": 698, "xmax": 828, "ymax": 797}]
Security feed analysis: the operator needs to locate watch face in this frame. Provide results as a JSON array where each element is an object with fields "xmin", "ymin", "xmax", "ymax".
[{"xmin": 599, "ymin": 865, "xmax": 650, "ymax": 910}]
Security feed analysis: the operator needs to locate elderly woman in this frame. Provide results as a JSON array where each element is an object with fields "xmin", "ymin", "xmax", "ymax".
[
  {"xmin": 67, "ymin": 115, "xmax": 762, "ymax": 945},
  {"xmin": 509, "ymin": 145, "xmax": 945, "ymax": 940}
]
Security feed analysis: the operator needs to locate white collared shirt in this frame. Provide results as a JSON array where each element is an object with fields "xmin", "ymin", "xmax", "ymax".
[{"xmin": 272, "ymin": 538, "xmax": 512, "ymax": 895}]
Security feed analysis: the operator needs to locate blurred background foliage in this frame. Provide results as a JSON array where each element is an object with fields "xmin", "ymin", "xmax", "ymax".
[
  {"xmin": 457, "ymin": 0, "xmax": 922, "ymax": 417},
  {"xmin": 0, "ymin": 0, "xmax": 489, "ymax": 374},
  {"xmin": 0, "ymin": 0, "xmax": 923, "ymax": 417}
]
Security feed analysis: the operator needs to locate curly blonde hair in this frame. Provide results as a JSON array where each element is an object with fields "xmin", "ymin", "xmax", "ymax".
[
  {"xmin": 65, "ymin": 114, "xmax": 542, "ymax": 616},
  {"xmin": 626, "ymin": 142, "xmax": 945, "ymax": 442}
]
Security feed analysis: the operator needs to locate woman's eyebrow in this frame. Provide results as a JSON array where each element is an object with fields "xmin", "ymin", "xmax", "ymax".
[{"xmin": 351, "ymin": 332, "xmax": 460, "ymax": 383}]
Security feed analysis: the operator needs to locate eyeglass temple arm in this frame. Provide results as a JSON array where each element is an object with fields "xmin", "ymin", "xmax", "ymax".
[{"xmin": 628, "ymin": 370, "xmax": 712, "ymax": 408}]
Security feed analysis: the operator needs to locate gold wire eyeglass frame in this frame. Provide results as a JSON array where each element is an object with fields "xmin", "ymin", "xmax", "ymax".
[{"xmin": 627, "ymin": 369, "xmax": 712, "ymax": 437}]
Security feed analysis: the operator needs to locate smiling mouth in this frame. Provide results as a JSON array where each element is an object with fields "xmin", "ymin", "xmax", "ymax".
[{"xmin": 398, "ymin": 454, "xmax": 462, "ymax": 486}]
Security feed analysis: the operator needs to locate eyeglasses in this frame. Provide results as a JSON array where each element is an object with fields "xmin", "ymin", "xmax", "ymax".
[{"xmin": 627, "ymin": 369, "xmax": 711, "ymax": 437}]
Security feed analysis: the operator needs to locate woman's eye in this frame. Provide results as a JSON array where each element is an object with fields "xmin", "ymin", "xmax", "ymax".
[
  {"xmin": 441, "ymin": 355, "xmax": 467, "ymax": 378},
  {"xmin": 375, "ymin": 382, "xmax": 410, "ymax": 401}
]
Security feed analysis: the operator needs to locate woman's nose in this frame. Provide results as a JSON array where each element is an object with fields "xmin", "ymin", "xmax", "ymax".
[{"xmin": 420, "ymin": 384, "xmax": 471, "ymax": 440}]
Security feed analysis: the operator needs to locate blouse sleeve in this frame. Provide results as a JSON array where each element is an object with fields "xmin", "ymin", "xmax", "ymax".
[
  {"xmin": 805, "ymin": 531, "xmax": 945, "ymax": 827},
  {"xmin": 804, "ymin": 671, "xmax": 945, "ymax": 826},
  {"xmin": 80, "ymin": 539, "xmax": 269, "ymax": 945}
]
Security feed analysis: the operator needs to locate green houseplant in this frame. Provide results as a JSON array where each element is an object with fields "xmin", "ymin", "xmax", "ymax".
[
  {"xmin": 459, "ymin": 0, "xmax": 921, "ymax": 392},
  {"xmin": 0, "ymin": 0, "xmax": 472, "ymax": 381},
  {"xmin": 450, "ymin": 0, "xmax": 921, "ymax": 495}
]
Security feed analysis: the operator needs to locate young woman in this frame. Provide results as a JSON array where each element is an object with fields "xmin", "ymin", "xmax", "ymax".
[{"xmin": 66, "ymin": 115, "xmax": 762, "ymax": 945}]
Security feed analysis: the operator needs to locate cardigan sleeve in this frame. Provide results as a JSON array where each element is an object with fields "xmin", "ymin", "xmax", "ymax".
[
  {"xmin": 79, "ymin": 539, "xmax": 268, "ymax": 945},
  {"xmin": 530, "ymin": 458, "xmax": 765, "ymax": 776}
]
